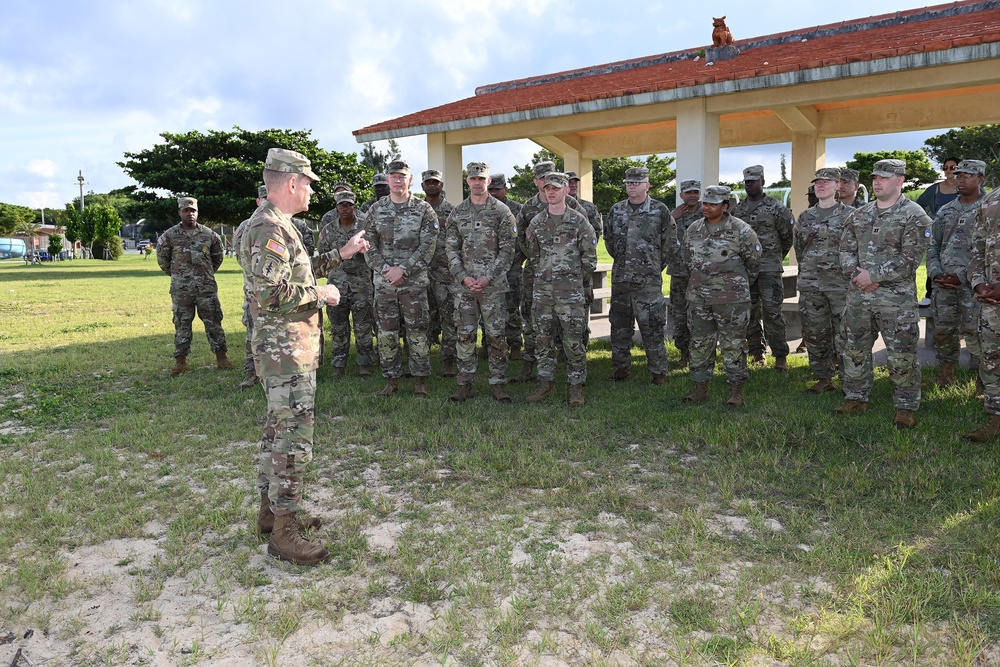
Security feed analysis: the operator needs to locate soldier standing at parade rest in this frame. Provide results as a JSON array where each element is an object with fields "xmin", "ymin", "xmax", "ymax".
[
  {"xmin": 732, "ymin": 165, "xmax": 794, "ymax": 369},
  {"xmin": 523, "ymin": 172, "xmax": 598, "ymax": 406},
  {"xmin": 513, "ymin": 161, "xmax": 590, "ymax": 383},
  {"xmin": 835, "ymin": 159, "xmax": 932, "ymax": 429},
  {"xmin": 793, "ymin": 168, "xmax": 852, "ymax": 394},
  {"xmin": 605, "ymin": 167, "xmax": 678, "ymax": 384},
  {"xmin": 360, "ymin": 173, "xmax": 390, "ymax": 214},
  {"xmin": 232, "ymin": 186, "xmax": 268, "ymax": 389},
  {"xmin": 422, "ymin": 169, "xmax": 458, "ymax": 375},
  {"xmin": 488, "ymin": 173, "xmax": 525, "ymax": 359},
  {"xmin": 669, "ymin": 180, "xmax": 703, "ymax": 367},
  {"xmin": 446, "ymin": 162, "xmax": 518, "ymax": 403},
  {"xmin": 681, "ymin": 185, "xmax": 761, "ymax": 407},
  {"xmin": 965, "ymin": 179, "xmax": 1000, "ymax": 441},
  {"xmin": 837, "ymin": 168, "xmax": 865, "ymax": 208},
  {"xmin": 157, "ymin": 197, "xmax": 233, "ymax": 376},
  {"xmin": 926, "ymin": 160, "xmax": 987, "ymax": 388},
  {"xmin": 317, "ymin": 190, "xmax": 377, "ymax": 377},
  {"xmin": 241, "ymin": 148, "xmax": 369, "ymax": 565},
  {"xmin": 364, "ymin": 160, "xmax": 439, "ymax": 397}
]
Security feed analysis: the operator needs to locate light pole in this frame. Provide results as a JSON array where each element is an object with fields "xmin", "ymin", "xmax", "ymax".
[{"xmin": 77, "ymin": 170, "xmax": 86, "ymax": 212}]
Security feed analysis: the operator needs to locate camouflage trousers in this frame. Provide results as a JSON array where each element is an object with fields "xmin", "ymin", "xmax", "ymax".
[
  {"xmin": 610, "ymin": 281, "xmax": 668, "ymax": 375},
  {"xmin": 241, "ymin": 295, "xmax": 254, "ymax": 376},
  {"xmin": 505, "ymin": 263, "xmax": 524, "ymax": 348},
  {"xmin": 327, "ymin": 279, "xmax": 376, "ymax": 369},
  {"xmin": 455, "ymin": 289, "xmax": 509, "ymax": 385},
  {"xmin": 374, "ymin": 284, "xmax": 430, "ymax": 378},
  {"xmin": 429, "ymin": 277, "xmax": 457, "ymax": 362},
  {"xmin": 978, "ymin": 305, "xmax": 1000, "ymax": 415},
  {"xmin": 932, "ymin": 282, "xmax": 981, "ymax": 365},
  {"xmin": 669, "ymin": 275, "xmax": 690, "ymax": 355},
  {"xmin": 798, "ymin": 288, "xmax": 847, "ymax": 380},
  {"xmin": 258, "ymin": 371, "xmax": 315, "ymax": 516},
  {"xmin": 841, "ymin": 292, "xmax": 921, "ymax": 410},
  {"xmin": 521, "ymin": 267, "xmax": 538, "ymax": 362},
  {"xmin": 533, "ymin": 301, "xmax": 588, "ymax": 385},
  {"xmin": 748, "ymin": 271, "xmax": 789, "ymax": 358},
  {"xmin": 171, "ymin": 290, "xmax": 227, "ymax": 358},
  {"xmin": 688, "ymin": 300, "xmax": 750, "ymax": 384}
]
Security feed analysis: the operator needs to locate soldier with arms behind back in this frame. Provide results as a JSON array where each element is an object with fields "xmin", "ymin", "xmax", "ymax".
[{"xmin": 669, "ymin": 180, "xmax": 703, "ymax": 368}]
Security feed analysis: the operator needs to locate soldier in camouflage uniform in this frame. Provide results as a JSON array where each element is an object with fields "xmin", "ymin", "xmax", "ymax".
[
  {"xmin": 965, "ymin": 185, "xmax": 1000, "ymax": 441},
  {"xmin": 157, "ymin": 197, "xmax": 232, "ymax": 376},
  {"xmin": 422, "ymin": 169, "xmax": 458, "ymax": 374},
  {"xmin": 360, "ymin": 173, "xmax": 389, "ymax": 214},
  {"xmin": 927, "ymin": 160, "xmax": 986, "ymax": 388},
  {"xmin": 514, "ymin": 161, "xmax": 591, "ymax": 383},
  {"xmin": 446, "ymin": 162, "xmax": 517, "ymax": 402},
  {"xmin": 364, "ymin": 160, "xmax": 439, "ymax": 397},
  {"xmin": 681, "ymin": 185, "xmax": 761, "ymax": 407},
  {"xmin": 669, "ymin": 180, "xmax": 703, "ymax": 367},
  {"xmin": 836, "ymin": 159, "xmax": 932, "ymax": 429},
  {"xmin": 241, "ymin": 148, "xmax": 369, "ymax": 565},
  {"xmin": 793, "ymin": 168, "xmax": 852, "ymax": 394},
  {"xmin": 232, "ymin": 186, "xmax": 269, "ymax": 389},
  {"xmin": 838, "ymin": 168, "xmax": 865, "ymax": 208},
  {"xmin": 524, "ymin": 172, "xmax": 598, "ymax": 406},
  {"xmin": 732, "ymin": 165, "xmax": 794, "ymax": 369},
  {"xmin": 605, "ymin": 167, "xmax": 677, "ymax": 384},
  {"xmin": 317, "ymin": 190, "xmax": 376, "ymax": 377},
  {"xmin": 488, "ymin": 174, "xmax": 525, "ymax": 357}
]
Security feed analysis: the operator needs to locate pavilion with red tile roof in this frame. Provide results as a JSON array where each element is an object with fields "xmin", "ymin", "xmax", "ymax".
[{"xmin": 354, "ymin": 0, "xmax": 1000, "ymax": 213}]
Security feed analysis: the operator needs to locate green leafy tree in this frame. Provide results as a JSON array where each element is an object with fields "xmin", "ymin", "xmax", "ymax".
[
  {"xmin": 15, "ymin": 219, "xmax": 43, "ymax": 254},
  {"xmin": 63, "ymin": 203, "xmax": 81, "ymax": 256},
  {"xmin": 924, "ymin": 124, "xmax": 1000, "ymax": 187},
  {"xmin": 47, "ymin": 233, "xmax": 63, "ymax": 257},
  {"xmin": 359, "ymin": 139, "xmax": 401, "ymax": 174},
  {"xmin": 846, "ymin": 150, "xmax": 938, "ymax": 192},
  {"xmin": 118, "ymin": 127, "xmax": 374, "ymax": 234},
  {"xmin": 0, "ymin": 203, "xmax": 36, "ymax": 237}
]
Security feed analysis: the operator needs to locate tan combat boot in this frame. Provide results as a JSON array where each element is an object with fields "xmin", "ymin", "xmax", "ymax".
[
  {"xmin": 239, "ymin": 369, "xmax": 258, "ymax": 389},
  {"xmin": 805, "ymin": 378, "xmax": 836, "ymax": 394},
  {"xmin": 441, "ymin": 359, "xmax": 457, "ymax": 377},
  {"xmin": 510, "ymin": 345, "xmax": 522, "ymax": 361},
  {"xmin": 963, "ymin": 414, "xmax": 1000, "ymax": 442},
  {"xmin": 449, "ymin": 384, "xmax": 474, "ymax": 402},
  {"xmin": 893, "ymin": 409, "xmax": 916, "ymax": 430},
  {"xmin": 774, "ymin": 356, "xmax": 788, "ymax": 371},
  {"xmin": 170, "ymin": 355, "xmax": 187, "ymax": 376},
  {"xmin": 377, "ymin": 378, "xmax": 399, "ymax": 397},
  {"xmin": 651, "ymin": 373, "xmax": 667, "ymax": 386},
  {"xmin": 933, "ymin": 362, "xmax": 956, "ymax": 388},
  {"xmin": 330, "ymin": 366, "xmax": 345, "ymax": 377},
  {"xmin": 216, "ymin": 349, "xmax": 234, "ymax": 370},
  {"xmin": 677, "ymin": 352, "xmax": 690, "ymax": 368},
  {"xmin": 256, "ymin": 493, "xmax": 321, "ymax": 535},
  {"xmin": 267, "ymin": 513, "xmax": 329, "ymax": 565},
  {"xmin": 358, "ymin": 364, "xmax": 373, "ymax": 377},
  {"xmin": 568, "ymin": 384, "xmax": 585, "ymax": 406},
  {"xmin": 726, "ymin": 383, "xmax": 744, "ymax": 408},
  {"xmin": 612, "ymin": 368, "xmax": 630, "ymax": 382},
  {"xmin": 525, "ymin": 381, "xmax": 553, "ymax": 403},
  {"xmin": 682, "ymin": 381, "xmax": 709, "ymax": 403},
  {"xmin": 833, "ymin": 399, "xmax": 868, "ymax": 414},
  {"xmin": 491, "ymin": 384, "xmax": 512, "ymax": 403},
  {"xmin": 513, "ymin": 361, "xmax": 536, "ymax": 384},
  {"xmin": 413, "ymin": 376, "xmax": 430, "ymax": 397}
]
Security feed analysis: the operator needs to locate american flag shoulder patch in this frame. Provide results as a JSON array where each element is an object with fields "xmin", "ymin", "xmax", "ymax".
[{"xmin": 265, "ymin": 238, "xmax": 287, "ymax": 257}]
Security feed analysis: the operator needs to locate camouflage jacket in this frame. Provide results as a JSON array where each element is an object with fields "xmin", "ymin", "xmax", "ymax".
[
  {"xmin": 968, "ymin": 189, "xmax": 1000, "ymax": 289},
  {"xmin": 793, "ymin": 202, "xmax": 852, "ymax": 292},
  {"xmin": 525, "ymin": 208, "xmax": 598, "ymax": 307},
  {"xmin": 428, "ymin": 198, "xmax": 457, "ymax": 284},
  {"xmin": 682, "ymin": 214, "xmax": 761, "ymax": 305},
  {"xmin": 446, "ymin": 196, "xmax": 517, "ymax": 293},
  {"xmin": 731, "ymin": 195, "xmax": 793, "ymax": 273},
  {"xmin": 927, "ymin": 196, "xmax": 983, "ymax": 284},
  {"xmin": 359, "ymin": 197, "xmax": 382, "ymax": 214},
  {"xmin": 156, "ymin": 223, "xmax": 224, "ymax": 295},
  {"xmin": 576, "ymin": 198, "xmax": 604, "ymax": 241},
  {"xmin": 240, "ymin": 202, "xmax": 343, "ymax": 376},
  {"xmin": 318, "ymin": 213, "xmax": 372, "ymax": 286},
  {"xmin": 363, "ymin": 194, "xmax": 439, "ymax": 289},
  {"xmin": 839, "ymin": 196, "xmax": 932, "ymax": 302},
  {"xmin": 668, "ymin": 204, "xmax": 703, "ymax": 277},
  {"xmin": 605, "ymin": 197, "xmax": 678, "ymax": 285},
  {"xmin": 517, "ymin": 193, "xmax": 589, "ymax": 268},
  {"xmin": 291, "ymin": 217, "xmax": 315, "ymax": 257}
]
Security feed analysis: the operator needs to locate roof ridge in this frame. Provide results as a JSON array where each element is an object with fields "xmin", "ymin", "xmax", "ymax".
[{"xmin": 474, "ymin": 0, "xmax": 999, "ymax": 95}]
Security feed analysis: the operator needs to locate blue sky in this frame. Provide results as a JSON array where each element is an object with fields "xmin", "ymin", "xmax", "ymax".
[{"xmin": 0, "ymin": 0, "xmax": 945, "ymax": 212}]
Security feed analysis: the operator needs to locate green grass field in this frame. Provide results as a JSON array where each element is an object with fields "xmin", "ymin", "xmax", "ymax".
[{"xmin": 0, "ymin": 253, "xmax": 994, "ymax": 666}]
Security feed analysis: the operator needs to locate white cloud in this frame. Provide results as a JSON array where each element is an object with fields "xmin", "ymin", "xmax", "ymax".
[{"xmin": 27, "ymin": 159, "xmax": 58, "ymax": 178}]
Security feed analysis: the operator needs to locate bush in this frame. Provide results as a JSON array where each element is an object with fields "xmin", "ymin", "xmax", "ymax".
[
  {"xmin": 47, "ymin": 233, "xmax": 63, "ymax": 257},
  {"xmin": 93, "ymin": 236, "xmax": 124, "ymax": 260}
]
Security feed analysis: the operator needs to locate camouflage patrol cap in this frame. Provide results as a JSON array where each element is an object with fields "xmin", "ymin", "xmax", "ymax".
[
  {"xmin": 812, "ymin": 167, "xmax": 841, "ymax": 182},
  {"xmin": 839, "ymin": 168, "xmax": 860, "ymax": 182},
  {"xmin": 177, "ymin": 197, "xmax": 198, "ymax": 210},
  {"xmin": 466, "ymin": 162, "xmax": 490, "ymax": 178},
  {"xmin": 700, "ymin": 185, "xmax": 733, "ymax": 204},
  {"xmin": 533, "ymin": 161, "xmax": 556, "ymax": 178},
  {"xmin": 421, "ymin": 169, "xmax": 443, "ymax": 183},
  {"xmin": 487, "ymin": 174, "xmax": 507, "ymax": 189},
  {"xmin": 566, "ymin": 171, "xmax": 580, "ymax": 180},
  {"xmin": 372, "ymin": 173, "xmax": 388, "ymax": 185},
  {"xmin": 742, "ymin": 165, "xmax": 764, "ymax": 181},
  {"xmin": 332, "ymin": 181, "xmax": 351, "ymax": 192},
  {"xmin": 265, "ymin": 148, "xmax": 319, "ymax": 181},
  {"xmin": 807, "ymin": 185, "xmax": 815, "ymax": 194},
  {"xmin": 387, "ymin": 160, "xmax": 411, "ymax": 176},
  {"xmin": 679, "ymin": 179, "xmax": 702, "ymax": 192},
  {"xmin": 335, "ymin": 191, "xmax": 357, "ymax": 205},
  {"xmin": 955, "ymin": 159, "xmax": 986, "ymax": 176},
  {"xmin": 543, "ymin": 172, "xmax": 569, "ymax": 188},
  {"xmin": 871, "ymin": 159, "xmax": 906, "ymax": 177},
  {"xmin": 257, "ymin": 185, "xmax": 268, "ymax": 199},
  {"xmin": 624, "ymin": 167, "xmax": 650, "ymax": 183}
]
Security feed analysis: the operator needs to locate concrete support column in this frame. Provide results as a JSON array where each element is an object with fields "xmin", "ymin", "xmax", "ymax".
[
  {"xmin": 563, "ymin": 150, "xmax": 594, "ymax": 201},
  {"xmin": 790, "ymin": 132, "xmax": 825, "ymax": 218},
  {"xmin": 427, "ymin": 133, "xmax": 463, "ymax": 203},
  {"xmin": 675, "ymin": 99, "xmax": 720, "ymax": 206}
]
